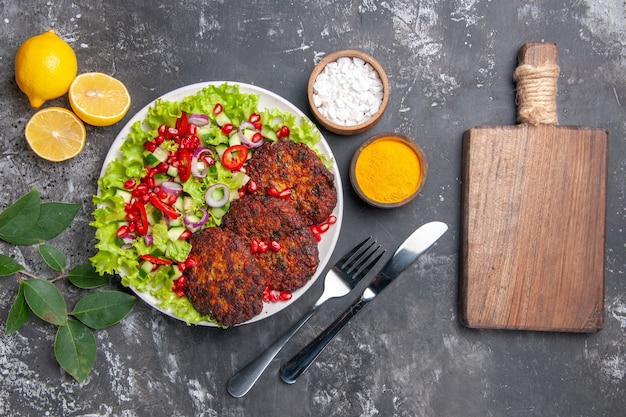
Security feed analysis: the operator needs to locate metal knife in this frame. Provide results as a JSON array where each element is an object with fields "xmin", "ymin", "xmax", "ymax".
[{"xmin": 279, "ymin": 221, "xmax": 448, "ymax": 384}]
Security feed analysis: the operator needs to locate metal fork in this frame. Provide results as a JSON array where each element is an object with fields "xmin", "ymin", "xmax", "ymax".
[{"xmin": 227, "ymin": 237, "xmax": 384, "ymax": 398}]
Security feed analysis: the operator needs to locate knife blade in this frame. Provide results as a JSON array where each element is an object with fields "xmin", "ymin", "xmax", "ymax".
[{"xmin": 279, "ymin": 221, "xmax": 448, "ymax": 384}]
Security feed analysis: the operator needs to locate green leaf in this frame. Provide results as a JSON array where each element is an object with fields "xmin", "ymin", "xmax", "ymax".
[
  {"xmin": 54, "ymin": 319, "xmax": 96, "ymax": 382},
  {"xmin": 72, "ymin": 291, "xmax": 137, "ymax": 329},
  {"xmin": 67, "ymin": 264, "xmax": 110, "ymax": 289},
  {"xmin": 0, "ymin": 254, "xmax": 24, "ymax": 276},
  {"xmin": 0, "ymin": 189, "xmax": 41, "ymax": 242},
  {"xmin": 6, "ymin": 283, "xmax": 31, "ymax": 334},
  {"xmin": 4, "ymin": 202, "xmax": 82, "ymax": 245},
  {"xmin": 23, "ymin": 278, "xmax": 68, "ymax": 326},
  {"xmin": 39, "ymin": 244, "xmax": 67, "ymax": 271}
]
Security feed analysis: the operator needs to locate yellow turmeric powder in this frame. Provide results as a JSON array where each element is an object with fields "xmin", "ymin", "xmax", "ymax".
[{"xmin": 354, "ymin": 137, "xmax": 423, "ymax": 204}]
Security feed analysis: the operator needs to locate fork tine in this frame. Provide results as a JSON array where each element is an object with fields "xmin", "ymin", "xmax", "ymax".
[
  {"xmin": 337, "ymin": 236, "xmax": 372, "ymax": 267},
  {"xmin": 351, "ymin": 249, "xmax": 385, "ymax": 281},
  {"xmin": 344, "ymin": 242, "xmax": 380, "ymax": 274}
]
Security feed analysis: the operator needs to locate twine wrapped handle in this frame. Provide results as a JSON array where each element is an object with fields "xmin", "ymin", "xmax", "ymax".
[{"xmin": 513, "ymin": 42, "xmax": 560, "ymax": 125}]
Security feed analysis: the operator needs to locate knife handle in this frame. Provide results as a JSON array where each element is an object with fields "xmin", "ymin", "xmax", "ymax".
[{"xmin": 280, "ymin": 297, "xmax": 368, "ymax": 384}]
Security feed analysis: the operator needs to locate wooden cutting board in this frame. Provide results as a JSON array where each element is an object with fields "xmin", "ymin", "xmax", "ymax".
[{"xmin": 459, "ymin": 42, "xmax": 608, "ymax": 332}]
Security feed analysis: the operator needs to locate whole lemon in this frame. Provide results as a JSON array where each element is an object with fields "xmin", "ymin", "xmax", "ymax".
[{"xmin": 14, "ymin": 29, "xmax": 78, "ymax": 108}]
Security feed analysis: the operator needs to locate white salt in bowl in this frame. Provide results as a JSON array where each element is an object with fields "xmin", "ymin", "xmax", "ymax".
[{"xmin": 307, "ymin": 50, "xmax": 389, "ymax": 135}]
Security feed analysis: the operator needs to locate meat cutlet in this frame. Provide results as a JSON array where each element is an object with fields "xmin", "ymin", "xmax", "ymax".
[
  {"xmin": 185, "ymin": 227, "xmax": 265, "ymax": 327},
  {"xmin": 245, "ymin": 140, "xmax": 337, "ymax": 225},
  {"xmin": 222, "ymin": 194, "xmax": 319, "ymax": 291}
]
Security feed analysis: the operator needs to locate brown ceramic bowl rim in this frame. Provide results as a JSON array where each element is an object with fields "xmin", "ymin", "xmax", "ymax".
[
  {"xmin": 349, "ymin": 132, "xmax": 428, "ymax": 209},
  {"xmin": 307, "ymin": 49, "xmax": 390, "ymax": 136}
]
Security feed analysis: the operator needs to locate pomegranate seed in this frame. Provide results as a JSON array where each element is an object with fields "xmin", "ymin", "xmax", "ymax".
[
  {"xmin": 213, "ymin": 103, "xmax": 223, "ymax": 114},
  {"xmin": 178, "ymin": 262, "xmax": 187, "ymax": 272},
  {"xmin": 270, "ymin": 240, "xmax": 281, "ymax": 252},
  {"xmin": 269, "ymin": 290, "xmax": 281, "ymax": 302},
  {"xmin": 165, "ymin": 127, "xmax": 179, "ymax": 138},
  {"xmin": 185, "ymin": 258, "xmax": 197, "ymax": 269},
  {"xmin": 116, "ymin": 225, "xmax": 130, "ymax": 237},
  {"xmin": 123, "ymin": 179, "xmax": 136, "ymax": 189},
  {"xmin": 317, "ymin": 222, "xmax": 330, "ymax": 233},
  {"xmin": 258, "ymin": 241, "xmax": 269, "ymax": 253},
  {"xmin": 221, "ymin": 123, "xmax": 234, "ymax": 135},
  {"xmin": 158, "ymin": 190, "xmax": 168, "ymax": 200},
  {"xmin": 188, "ymin": 124, "xmax": 197, "ymax": 135},
  {"xmin": 238, "ymin": 187, "xmax": 246, "ymax": 198},
  {"xmin": 158, "ymin": 125, "xmax": 167, "ymax": 135},
  {"xmin": 278, "ymin": 189, "xmax": 292, "ymax": 198},
  {"xmin": 279, "ymin": 291, "xmax": 292, "ymax": 301},
  {"xmin": 267, "ymin": 187, "xmax": 280, "ymax": 197},
  {"xmin": 253, "ymin": 122, "xmax": 262, "ymax": 130},
  {"xmin": 132, "ymin": 184, "xmax": 149, "ymax": 197},
  {"xmin": 154, "ymin": 135, "xmax": 165, "ymax": 145},
  {"xmin": 249, "ymin": 113, "xmax": 261, "ymax": 123},
  {"xmin": 179, "ymin": 230, "xmax": 192, "ymax": 240},
  {"xmin": 252, "ymin": 132, "xmax": 263, "ymax": 143},
  {"xmin": 280, "ymin": 125, "xmax": 290, "ymax": 137},
  {"xmin": 176, "ymin": 290, "xmax": 185, "ymax": 298},
  {"xmin": 247, "ymin": 180, "xmax": 258, "ymax": 194},
  {"xmin": 250, "ymin": 240, "xmax": 260, "ymax": 253},
  {"xmin": 155, "ymin": 163, "xmax": 167, "ymax": 173},
  {"xmin": 327, "ymin": 215, "xmax": 337, "ymax": 224},
  {"xmin": 144, "ymin": 141, "xmax": 157, "ymax": 152}
]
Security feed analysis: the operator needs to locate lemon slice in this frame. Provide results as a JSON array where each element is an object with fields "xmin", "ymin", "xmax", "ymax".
[
  {"xmin": 25, "ymin": 107, "xmax": 86, "ymax": 162},
  {"xmin": 69, "ymin": 72, "xmax": 131, "ymax": 126}
]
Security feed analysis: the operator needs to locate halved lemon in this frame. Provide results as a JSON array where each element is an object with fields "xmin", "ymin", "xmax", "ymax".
[
  {"xmin": 69, "ymin": 72, "xmax": 131, "ymax": 126},
  {"xmin": 25, "ymin": 107, "xmax": 86, "ymax": 162}
]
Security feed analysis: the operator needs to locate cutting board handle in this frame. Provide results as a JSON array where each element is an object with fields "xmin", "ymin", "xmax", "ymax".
[{"xmin": 513, "ymin": 42, "xmax": 560, "ymax": 125}]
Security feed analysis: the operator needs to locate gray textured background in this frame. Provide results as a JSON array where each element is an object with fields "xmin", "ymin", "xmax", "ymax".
[{"xmin": 1, "ymin": 1, "xmax": 624, "ymax": 416}]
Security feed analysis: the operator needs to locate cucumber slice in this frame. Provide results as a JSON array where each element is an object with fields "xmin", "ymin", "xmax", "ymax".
[
  {"xmin": 167, "ymin": 226, "xmax": 186, "ymax": 241},
  {"xmin": 215, "ymin": 111, "xmax": 231, "ymax": 126},
  {"xmin": 138, "ymin": 261, "xmax": 154, "ymax": 278},
  {"xmin": 261, "ymin": 126, "xmax": 278, "ymax": 142}
]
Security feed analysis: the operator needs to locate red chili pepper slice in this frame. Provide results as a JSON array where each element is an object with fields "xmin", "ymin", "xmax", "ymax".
[
  {"xmin": 134, "ymin": 201, "xmax": 149, "ymax": 236},
  {"xmin": 177, "ymin": 149, "xmax": 192, "ymax": 182},
  {"xmin": 139, "ymin": 254, "xmax": 173, "ymax": 265},
  {"xmin": 176, "ymin": 112, "xmax": 188, "ymax": 135},
  {"xmin": 221, "ymin": 145, "xmax": 248, "ymax": 170},
  {"xmin": 149, "ymin": 193, "xmax": 179, "ymax": 219}
]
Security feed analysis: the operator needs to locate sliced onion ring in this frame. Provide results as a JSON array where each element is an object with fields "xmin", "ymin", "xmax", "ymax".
[
  {"xmin": 161, "ymin": 181, "xmax": 183, "ymax": 196},
  {"xmin": 205, "ymin": 183, "xmax": 230, "ymax": 208},
  {"xmin": 237, "ymin": 121, "xmax": 264, "ymax": 148},
  {"xmin": 188, "ymin": 113, "xmax": 210, "ymax": 126},
  {"xmin": 191, "ymin": 147, "xmax": 215, "ymax": 178},
  {"xmin": 183, "ymin": 207, "xmax": 210, "ymax": 229}
]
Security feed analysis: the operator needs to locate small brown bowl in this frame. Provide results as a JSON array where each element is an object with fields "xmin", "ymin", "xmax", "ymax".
[
  {"xmin": 350, "ymin": 132, "xmax": 428, "ymax": 209},
  {"xmin": 307, "ymin": 50, "xmax": 390, "ymax": 136}
]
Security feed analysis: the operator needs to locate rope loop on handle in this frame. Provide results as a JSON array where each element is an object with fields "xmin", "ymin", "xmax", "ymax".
[{"xmin": 513, "ymin": 63, "xmax": 560, "ymax": 125}]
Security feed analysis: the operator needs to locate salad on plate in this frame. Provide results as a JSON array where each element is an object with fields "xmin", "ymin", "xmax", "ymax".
[{"xmin": 91, "ymin": 82, "xmax": 341, "ymax": 326}]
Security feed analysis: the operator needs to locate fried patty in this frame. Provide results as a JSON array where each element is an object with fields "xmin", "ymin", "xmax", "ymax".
[
  {"xmin": 255, "ymin": 227, "xmax": 320, "ymax": 292},
  {"xmin": 222, "ymin": 194, "xmax": 307, "ymax": 240},
  {"xmin": 223, "ymin": 194, "xmax": 320, "ymax": 292},
  {"xmin": 185, "ymin": 227, "xmax": 265, "ymax": 327},
  {"xmin": 245, "ymin": 140, "xmax": 337, "ymax": 225}
]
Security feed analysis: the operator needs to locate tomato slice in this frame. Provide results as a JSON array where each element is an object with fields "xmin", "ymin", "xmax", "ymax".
[{"xmin": 221, "ymin": 145, "xmax": 248, "ymax": 170}]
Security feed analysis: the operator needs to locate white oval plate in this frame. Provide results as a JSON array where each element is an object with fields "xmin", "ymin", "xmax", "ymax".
[{"xmin": 100, "ymin": 81, "xmax": 343, "ymax": 326}]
